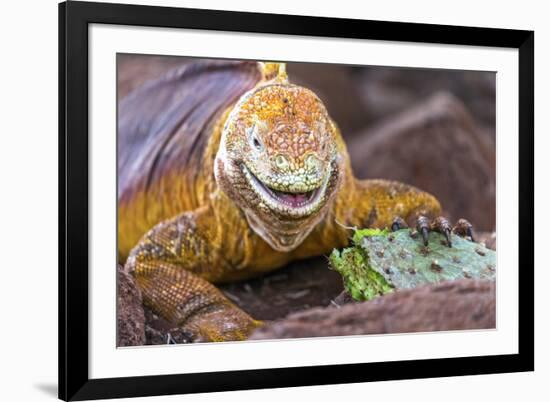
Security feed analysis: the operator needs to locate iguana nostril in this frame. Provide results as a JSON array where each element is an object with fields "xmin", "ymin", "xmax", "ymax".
[
  {"xmin": 305, "ymin": 154, "xmax": 320, "ymax": 170},
  {"xmin": 275, "ymin": 155, "xmax": 289, "ymax": 171}
]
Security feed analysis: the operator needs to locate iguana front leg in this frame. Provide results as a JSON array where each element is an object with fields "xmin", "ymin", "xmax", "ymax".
[
  {"xmin": 347, "ymin": 179, "xmax": 474, "ymax": 246},
  {"xmin": 344, "ymin": 179, "xmax": 442, "ymax": 229},
  {"xmin": 124, "ymin": 209, "xmax": 261, "ymax": 342}
]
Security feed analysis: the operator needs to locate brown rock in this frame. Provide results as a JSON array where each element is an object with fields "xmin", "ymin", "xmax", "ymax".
[
  {"xmin": 250, "ymin": 280, "xmax": 495, "ymax": 340},
  {"xmin": 219, "ymin": 256, "xmax": 344, "ymax": 321},
  {"xmin": 117, "ymin": 265, "xmax": 146, "ymax": 346},
  {"xmin": 355, "ymin": 67, "xmax": 496, "ymax": 133},
  {"xmin": 288, "ymin": 63, "xmax": 370, "ymax": 135},
  {"xmin": 348, "ymin": 93, "xmax": 495, "ymax": 231},
  {"xmin": 476, "ymin": 231, "xmax": 497, "ymax": 250}
]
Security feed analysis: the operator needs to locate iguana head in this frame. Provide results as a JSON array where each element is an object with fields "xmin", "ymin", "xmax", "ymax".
[{"xmin": 215, "ymin": 63, "xmax": 344, "ymax": 252}]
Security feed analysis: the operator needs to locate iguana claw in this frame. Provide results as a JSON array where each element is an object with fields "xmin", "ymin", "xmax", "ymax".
[
  {"xmin": 392, "ymin": 215, "xmax": 474, "ymax": 248},
  {"xmin": 391, "ymin": 216, "xmax": 408, "ymax": 232},
  {"xmin": 430, "ymin": 216, "xmax": 453, "ymax": 247},
  {"xmin": 453, "ymin": 218, "xmax": 475, "ymax": 242},
  {"xmin": 416, "ymin": 215, "xmax": 431, "ymax": 246}
]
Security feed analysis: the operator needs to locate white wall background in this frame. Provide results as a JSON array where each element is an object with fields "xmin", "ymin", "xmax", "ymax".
[{"xmin": 0, "ymin": 0, "xmax": 545, "ymax": 401}]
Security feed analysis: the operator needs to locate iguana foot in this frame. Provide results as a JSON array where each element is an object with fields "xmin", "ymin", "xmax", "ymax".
[
  {"xmin": 180, "ymin": 303, "xmax": 263, "ymax": 343},
  {"xmin": 391, "ymin": 215, "xmax": 474, "ymax": 247}
]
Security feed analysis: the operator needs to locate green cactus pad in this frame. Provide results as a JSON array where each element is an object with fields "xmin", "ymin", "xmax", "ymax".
[{"xmin": 330, "ymin": 229, "xmax": 496, "ymax": 301}]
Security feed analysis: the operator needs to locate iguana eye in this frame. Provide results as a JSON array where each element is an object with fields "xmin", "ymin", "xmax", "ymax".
[
  {"xmin": 252, "ymin": 137, "xmax": 262, "ymax": 150},
  {"xmin": 248, "ymin": 125, "xmax": 264, "ymax": 152}
]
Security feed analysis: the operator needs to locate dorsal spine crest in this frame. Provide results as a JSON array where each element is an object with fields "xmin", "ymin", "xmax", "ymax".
[{"xmin": 259, "ymin": 62, "xmax": 288, "ymax": 84}]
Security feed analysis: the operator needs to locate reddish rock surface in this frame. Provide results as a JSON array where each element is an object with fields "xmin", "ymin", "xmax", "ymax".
[
  {"xmin": 250, "ymin": 279, "xmax": 495, "ymax": 340},
  {"xmin": 117, "ymin": 265, "xmax": 146, "ymax": 346},
  {"xmin": 477, "ymin": 231, "xmax": 497, "ymax": 251},
  {"xmin": 354, "ymin": 67, "xmax": 496, "ymax": 134}
]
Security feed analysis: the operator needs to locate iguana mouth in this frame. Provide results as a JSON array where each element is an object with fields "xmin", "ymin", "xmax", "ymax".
[
  {"xmin": 241, "ymin": 164, "xmax": 328, "ymax": 216},
  {"xmin": 261, "ymin": 183, "xmax": 319, "ymax": 208}
]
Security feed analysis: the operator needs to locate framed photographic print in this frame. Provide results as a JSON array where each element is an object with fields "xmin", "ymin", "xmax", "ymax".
[{"xmin": 59, "ymin": 1, "xmax": 534, "ymax": 400}]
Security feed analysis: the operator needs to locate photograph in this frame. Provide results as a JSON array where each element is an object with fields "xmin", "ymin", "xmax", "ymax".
[{"xmin": 116, "ymin": 55, "xmax": 497, "ymax": 346}]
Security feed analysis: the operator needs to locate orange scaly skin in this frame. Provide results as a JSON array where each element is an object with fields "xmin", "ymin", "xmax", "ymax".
[{"xmin": 122, "ymin": 62, "xmax": 441, "ymax": 342}]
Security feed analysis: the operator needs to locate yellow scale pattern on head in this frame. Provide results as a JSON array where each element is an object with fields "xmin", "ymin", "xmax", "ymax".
[{"xmin": 241, "ymin": 85, "xmax": 326, "ymax": 164}]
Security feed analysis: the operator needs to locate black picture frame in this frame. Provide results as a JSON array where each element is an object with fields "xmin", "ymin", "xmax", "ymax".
[{"xmin": 59, "ymin": 1, "xmax": 534, "ymax": 400}]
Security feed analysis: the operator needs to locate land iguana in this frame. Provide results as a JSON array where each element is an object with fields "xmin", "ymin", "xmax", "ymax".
[{"xmin": 119, "ymin": 60, "xmax": 474, "ymax": 342}]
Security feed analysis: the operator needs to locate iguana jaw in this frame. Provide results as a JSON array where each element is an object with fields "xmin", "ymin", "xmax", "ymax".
[
  {"xmin": 243, "ymin": 206, "xmax": 330, "ymax": 252},
  {"xmin": 215, "ymin": 153, "xmax": 342, "ymax": 252},
  {"xmin": 241, "ymin": 163, "xmax": 330, "ymax": 218}
]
